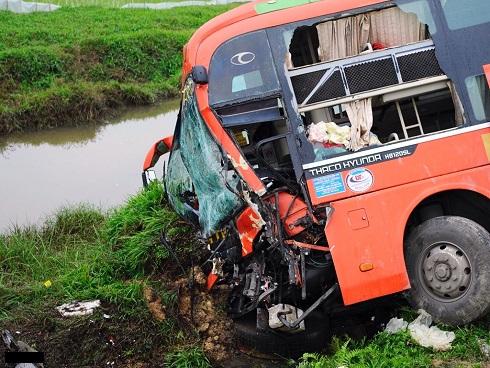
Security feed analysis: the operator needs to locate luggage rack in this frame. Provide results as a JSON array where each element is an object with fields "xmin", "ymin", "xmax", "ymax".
[{"xmin": 288, "ymin": 39, "xmax": 446, "ymax": 114}]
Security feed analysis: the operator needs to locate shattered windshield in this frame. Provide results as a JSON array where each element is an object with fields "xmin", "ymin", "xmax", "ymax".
[
  {"xmin": 165, "ymin": 113, "xmax": 198, "ymax": 226},
  {"xmin": 177, "ymin": 79, "xmax": 243, "ymax": 237}
]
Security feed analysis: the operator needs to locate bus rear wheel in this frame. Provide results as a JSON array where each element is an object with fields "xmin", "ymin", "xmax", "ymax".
[{"xmin": 405, "ymin": 216, "xmax": 490, "ymax": 325}]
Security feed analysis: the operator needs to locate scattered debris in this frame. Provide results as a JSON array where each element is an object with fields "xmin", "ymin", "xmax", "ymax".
[
  {"xmin": 384, "ymin": 317, "xmax": 408, "ymax": 334},
  {"xmin": 56, "ymin": 300, "xmax": 101, "ymax": 317},
  {"xmin": 103, "ymin": 314, "xmax": 111, "ymax": 319},
  {"xmin": 2, "ymin": 330, "xmax": 44, "ymax": 368},
  {"xmin": 478, "ymin": 339, "xmax": 490, "ymax": 360},
  {"xmin": 384, "ymin": 310, "xmax": 455, "ymax": 351},
  {"xmin": 143, "ymin": 287, "xmax": 166, "ymax": 322},
  {"xmin": 43, "ymin": 280, "xmax": 52, "ymax": 288},
  {"xmin": 411, "ymin": 309, "xmax": 433, "ymax": 327}
]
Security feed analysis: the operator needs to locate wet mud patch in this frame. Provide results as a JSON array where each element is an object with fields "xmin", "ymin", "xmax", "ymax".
[
  {"xmin": 0, "ymin": 304, "xmax": 172, "ymax": 368},
  {"xmin": 175, "ymin": 267, "xmax": 235, "ymax": 362}
]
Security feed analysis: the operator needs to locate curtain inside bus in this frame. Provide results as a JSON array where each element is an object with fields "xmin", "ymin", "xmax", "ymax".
[{"xmin": 316, "ymin": 6, "xmax": 427, "ymax": 151}]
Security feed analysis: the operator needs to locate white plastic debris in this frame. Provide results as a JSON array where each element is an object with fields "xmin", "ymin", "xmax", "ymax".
[
  {"xmin": 478, "ymin": 339, "xmax": 490, "ymax": 359},
  {"xmin": 408, "ymin": 310, "xmax": 455, "ymax": 351},
  {"xmin": 0, "ymin": 0, "xmax": 59, "ymax": 13},
  {"xmin": 56, "ymin": 300, "xmax": 101, "ymax": 317},
  {"xmin": 385, "ymin": 317, "xmax": 408, "ymax": 334},
  {"xmin": 412, "ymin": 309, "xmax": 433, "ymax": 327}
]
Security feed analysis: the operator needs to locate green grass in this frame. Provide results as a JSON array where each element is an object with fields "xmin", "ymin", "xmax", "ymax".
[
  {"xmin": 297, "ymin": 324, "xmax": 490, "ymax": 368},
  {"xmin": 2, "ymin": 182, "xmax": 490, "ymax": 366},
  {"xmin": 0, "ymin": 5, "xmax": 237, "ymax": 134},
  {"xmin": 0, "ymin": 182, "xmax": 197, "ymax": 319},
  {"xmin": 35, "ymin": 0, "xmax": 195, "ymax": 7},
  {"xmin": 0, "ymin": 182, "xmax": 210, "ymax": 365},
  {"xmin": 165, "ymin": 347, "xmax": 212, "ymax": 368}
]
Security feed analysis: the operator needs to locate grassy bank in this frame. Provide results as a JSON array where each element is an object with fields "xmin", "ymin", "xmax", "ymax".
[
  {"xmin": 0, "ymin": 5, "xmax": 235, "ymax": 135},
  {"xmin": 0, "ymin": 183, "xmax": 210, "ymax": 366},
  {"xmin": 36, "ymin": 0, "xmax": 197, "ymax": 7}
]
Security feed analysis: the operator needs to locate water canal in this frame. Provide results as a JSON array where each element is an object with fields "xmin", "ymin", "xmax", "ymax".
[{"xmin": 0, "ymin": 100, "xmax": 179, "ymax": 232}]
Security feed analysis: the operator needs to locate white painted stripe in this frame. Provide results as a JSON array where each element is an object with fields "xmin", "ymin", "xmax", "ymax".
[{"xmin": 303, "ymin": 122, "xmax": 490, "ymax": 170}]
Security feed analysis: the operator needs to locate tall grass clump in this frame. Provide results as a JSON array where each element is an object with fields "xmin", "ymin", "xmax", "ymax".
[
  {"xmin": 0, "ymin": 182, "xmax": 195, "ymax": 319},
  {"xmin": 0, "ymin": 5, "xmax": 237, "ymax": 134},
  {"xmin": 105, "ymin": 181, "xmax": 196, "ymax": 277},
  {"xmin": 165, "ymin": 347, "xmax": 212, "ymax": 368}
]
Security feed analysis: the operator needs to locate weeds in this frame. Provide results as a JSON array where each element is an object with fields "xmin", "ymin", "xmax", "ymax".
[
  {"xmin": 164, "ymin": 346, "xmax": 212, "ymax": 368},
  {"xmin": 2, "ymin": 181, "xmax": 490, "ymax": 365},
  {"xmin": 297, "ymin": 324, "xmax": 490, "ymax": 368}
]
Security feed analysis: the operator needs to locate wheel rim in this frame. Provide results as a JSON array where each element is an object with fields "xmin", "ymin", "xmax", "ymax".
[{"xmin": 418, "ymin": 241, "xmax": 472, "ymax": 302}]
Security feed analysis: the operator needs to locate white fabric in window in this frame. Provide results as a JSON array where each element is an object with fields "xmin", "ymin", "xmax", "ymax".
[
  {"xmin": 369, "ymin": 7, "xmax": 426, "ymax": 48},
  {"xmin": 343, "ymin": 99, "xmax": 374, "ymax": 151},
  {"xmin": 316, "ymin": 14, "xmax": 370, "ymax": 62}
]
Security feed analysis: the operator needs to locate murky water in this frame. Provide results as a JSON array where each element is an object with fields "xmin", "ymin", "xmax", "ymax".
[{"xmin": 0, "ymin": 100, "xmax": 179, "ymax": 233}]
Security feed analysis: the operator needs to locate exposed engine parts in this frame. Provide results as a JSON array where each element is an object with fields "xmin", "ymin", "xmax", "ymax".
[{"xmin": 204, "ymin": 186, "xmax": 338, "ymax": 333}]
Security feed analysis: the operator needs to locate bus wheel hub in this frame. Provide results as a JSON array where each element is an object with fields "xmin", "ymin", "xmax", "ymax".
[
  {"xmin": 435, "ymin": 263, "xmax": 451, "ymax": 281},
  {"xmin": 422, "ymin": 242, "xmax": 471, "ymax": 299}
]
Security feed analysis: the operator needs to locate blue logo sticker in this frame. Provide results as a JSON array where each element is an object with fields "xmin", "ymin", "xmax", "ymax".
[{"xmin": 313, "ymin": 173, "xmax": 346, "ymax": 198}]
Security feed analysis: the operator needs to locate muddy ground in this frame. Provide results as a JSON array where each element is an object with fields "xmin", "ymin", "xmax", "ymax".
[
  {"xmin": 0, "ymin": 269, "xmax": 289, "ymax": 368},
  {"xmin": 0, "ymin": 266, "xmax": 403, "ymax": 368}
]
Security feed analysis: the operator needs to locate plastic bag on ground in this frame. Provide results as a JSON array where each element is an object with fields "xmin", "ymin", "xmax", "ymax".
[
  {"xmin": 56, "ymin": 300, "xmax": 101, "ymax": 317},
  {"xmin": 408, "ymin": 310, "xmax": 455, "ymax": 351},
  {"xmin": 385, "ymin": 317, "xmax": 408, "ymax": 334}
]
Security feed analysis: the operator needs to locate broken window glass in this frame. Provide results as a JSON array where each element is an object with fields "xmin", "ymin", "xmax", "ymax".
[
  {"xmin": 396, "ymin": 0, "xmax": 490, "ymax": 123},
  {"xmin": 178, "ymin": 79, "xmax": 243, "ymax": 237},
  {"xmin": 165, "ymin": 142, "xmax": 198, "ymax": 226}
]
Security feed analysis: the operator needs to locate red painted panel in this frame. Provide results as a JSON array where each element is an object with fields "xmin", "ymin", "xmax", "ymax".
[
  {"xmin": 265, "ymin": 192, "xmax": 309, "ymax": 237},
  {"xmin": 484, "ymin": 64, "xmax": 490, "ymax": 87},
  {"xmin": 191, "ymin": 0, "xmax": 387, "ymax": 69},
  {"xmin": 307, "ymin": 126, "xmax": 490, "ymax": 206},
  {"xmin": 326, "ymin": 165, "xmax": 490, "ymax": 305},
  {"xmin": 142, "ymin": 135, "xmax": 173, "ymax": 171},
  {"xmin": 236, "ymin": 206, "xmax": 263, "ymax": 256}
]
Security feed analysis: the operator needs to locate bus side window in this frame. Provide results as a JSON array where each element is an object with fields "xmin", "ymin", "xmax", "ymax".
[{"xmin": 465, "ymin": 75, "xmax": 490, "ymax": 122}]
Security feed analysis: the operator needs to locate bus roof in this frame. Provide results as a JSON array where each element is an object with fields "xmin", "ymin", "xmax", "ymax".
[{"xmin": 183, "ymin": 0, "xmax": 388, "ymax": 75}]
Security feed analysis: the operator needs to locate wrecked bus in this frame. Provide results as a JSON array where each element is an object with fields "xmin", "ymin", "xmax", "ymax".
[{"xmin": 143, "ymin": 0, "xmax": 490, "ymax": 355}]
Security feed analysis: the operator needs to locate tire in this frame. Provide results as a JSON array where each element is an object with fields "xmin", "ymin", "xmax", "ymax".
[
  {"xmin": 233, "ymin": 311, "xmax": 330, "ymax": 358},
  {"xmin": 405, "ymin": 216, "xmax": 490, "ymax": 325}
]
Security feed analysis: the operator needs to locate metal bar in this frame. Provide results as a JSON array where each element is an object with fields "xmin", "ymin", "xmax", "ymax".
[
  {"xmin": 300, "ymin": 67, "xmax": 338, "ymax": 107},
  {"xmin": 285, "ymin": 239, "xmax": 330, "ymax": 252},
  {"xmin": 396, "ymin": 101, "xmax": 409, "ymax": 140},
  {"xmin": 412, "ymin": 97, "xmax": 425, "ymax": 135},
  {"xmin": 288, "ymin": 39, "xmax": 435, "ymax": 77},
  {"xmin": 298, "ymin": 76, "xmax": 448, "ymax": 113},
  {"xmin": 277, "ymin": 283, "xmax": 338, "ymax": 329}
]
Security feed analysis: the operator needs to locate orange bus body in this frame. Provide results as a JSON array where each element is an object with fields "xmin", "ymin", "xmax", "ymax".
[{"xmin": 148, "ymin": 0, "xmax": 490, "ymax": 310}]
